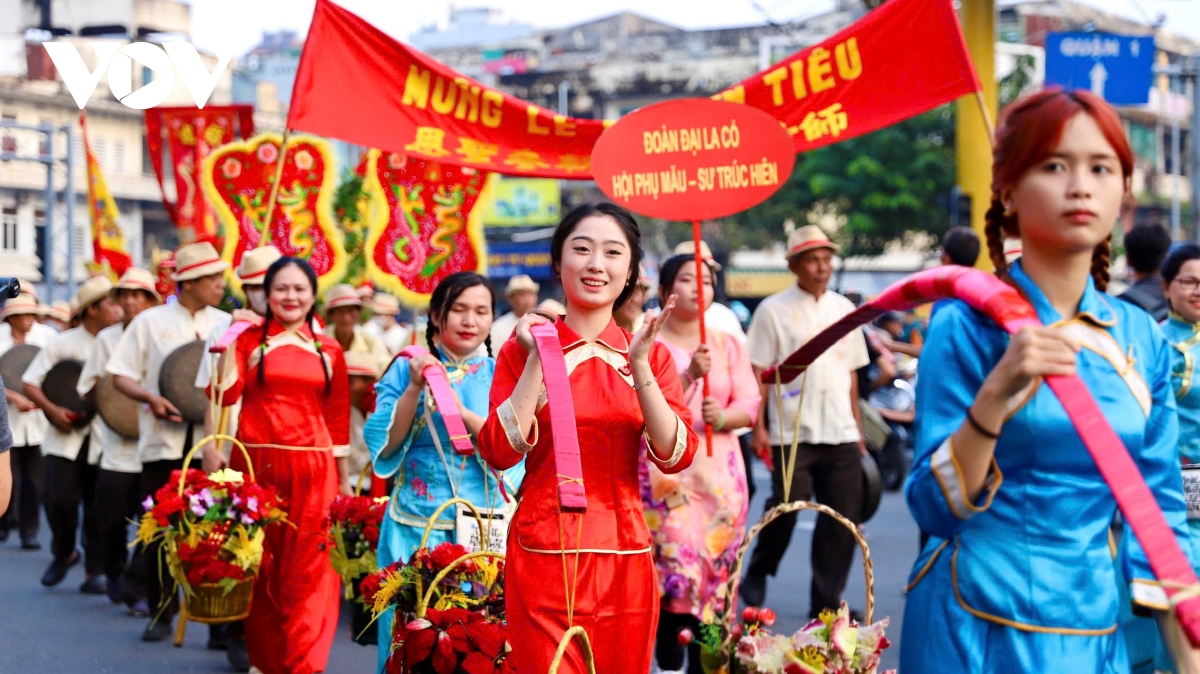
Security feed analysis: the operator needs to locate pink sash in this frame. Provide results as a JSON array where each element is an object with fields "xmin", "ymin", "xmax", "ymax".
[
  {"xmin": 531, "ymin": 322, "xmax": 587, "ymax": 512},
  {"xmin": 209, "ymin": 319, "xmax": 259, "ymax": 354},
  {"xmin": 398, "ymin": 345, "xmax": 474, "ymax": 456},
  {"xmin": 762, "ymin": 266, "xmax": 1200, "ymax": 641}
]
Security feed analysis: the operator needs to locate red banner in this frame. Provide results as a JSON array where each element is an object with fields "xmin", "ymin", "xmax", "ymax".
[
  {"xmin": 145, "ymin": 105, "xmax": 255, "ymax": 245},
  {"xmin": 81, "ymin": 112, "xmax": 132, "ymax": 280},
  {"xmin": 591, "ymin": 99, "xmax": 796, "ymax": 221},
  {"xmin": 716, "ymin": 0, "xmax": 979, "ymax": 152},
  {"xmin": 362, "ymin": 150, "xmax": 490, "ymax": 306},
  {"xmin": 288, "ymin": 0, "xmax": 603, "ymax": 179}
]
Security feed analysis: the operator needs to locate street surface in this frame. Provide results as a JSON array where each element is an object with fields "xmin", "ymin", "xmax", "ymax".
[{"xmin": 0, "ymin": 462, "xmax": 919, "ymax": 672}]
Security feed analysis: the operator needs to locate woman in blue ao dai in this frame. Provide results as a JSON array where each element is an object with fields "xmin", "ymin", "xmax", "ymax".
[
  {"xmin": 363, "ymin": 272, "xmax": 525, "ymax": 673},
  {"xmin": 900, "ymin": 89, "xmax": 1199, "ymax": 672}
]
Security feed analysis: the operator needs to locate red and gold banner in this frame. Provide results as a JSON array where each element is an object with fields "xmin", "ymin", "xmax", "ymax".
[
  {"xmin": 362, "ymin": 150, "xmax": 490, "ymax": 306},
  {"xmin": 81, "ymin": 112, "xmax": 132, "ymax": 281},
  {"xmin": 716, "ymin": 0, "xmax": 979, "ymax": 152},
  {"xmin": 289, "ymin": 0, "xmax": 602, "ymax": 179},
  {"xmin": 201, "ymin": 133, "xmax": 346, "ymax": 295},
  {"xmin": 145, "ymin": 105, "xmax": 255, "ymax": 245}
]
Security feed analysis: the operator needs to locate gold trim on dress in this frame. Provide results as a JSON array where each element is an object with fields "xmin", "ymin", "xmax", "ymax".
[
  {"xmin": 905, "ymin": 539, "xmax": 950, "ymax": 592},
  {"xmin": 1049, "ymin": 318, "xmax": 1151, "ymax": 416},
  {"xmin": 498, "ymin": 398, "xmax": 537, "ymax": 454},
  {"xmin": 645, "ymin": 414, "xmax": 688, "ymax": 469},
  {"xmin": 517, "ymin": 534, "xmax": 651, "ymax": 556},
  {"xmin": 930, "ymin": 438, "xmax": 1002, "ymax": 520},
  {"xmin": 950, "ymin": 542, "xmax": 1118, "ymax": 635},
  {"xmin": 243, "ymin": 442, "xmax": 332, "ymax": 452}
]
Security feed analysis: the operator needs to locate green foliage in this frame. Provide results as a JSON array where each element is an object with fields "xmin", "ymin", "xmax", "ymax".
[
  {"xmin": 333, "ymin": 168, "xmax": 369, "ymax": 286},
  {"xmin": 725, "ymin": 106, "xmax": 956, "ymax": 258},
  {"xmin": 999, "ymin": 54, "xmax": 1037, "ymax": 109}
]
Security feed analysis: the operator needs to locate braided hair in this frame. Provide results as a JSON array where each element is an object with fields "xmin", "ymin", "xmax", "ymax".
[
  {"xmin": 256, "ymin": 256, "xmax": 331, "ymax": 394},
  {"xmin": 985, "ymin": 89, "xmax": 1132, "ymax": 293},
  {"xmin": 426, "ymin": 272, "xmax": 497, "ymax": 361}
]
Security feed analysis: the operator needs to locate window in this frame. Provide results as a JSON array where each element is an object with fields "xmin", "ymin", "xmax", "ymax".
[
  {"xmin": 114, "ymin": 139, "xmax": 126, "ymax": 174},
  {"xmin": 1, "ymin": 207, "xmax": 17, "ymax": 251},
  {"xmin": 34, "ymin": 209, "xmax": 45, "ymax": 267},
  {"xmin": 94, "ymin": 136, "xmax": 107, "ymax": 169},
  {"xmin": 39, "ymin": 119, "xmax": 51, "ymax": 157},
  {"xmin": 2, "ymin": 114, "xmax": 15, "ymax": 153}
]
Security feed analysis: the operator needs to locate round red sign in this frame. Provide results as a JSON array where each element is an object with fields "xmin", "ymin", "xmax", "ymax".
[{"xmin": 591, "ymin": 98, "xmax": 796, "ymax": 221}]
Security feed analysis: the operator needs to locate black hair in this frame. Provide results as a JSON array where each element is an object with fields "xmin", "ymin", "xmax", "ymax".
[
  {"xmin": 657, "ymin": 253, "xmax": 716, "ymax": 301},
  {"xmin": 874, "ymin": 311, "xmax": 905, "ymax": 328},
  {"xmin": 942, "ymin": 226, "xmax": 981, "ymax": 267},
  {"xmin": 1162, "ymin": 243, "xmax": 1200, "ymax": 284},
  {"xmin": 257, "ymin": 256, "xmax": 329, "ymax": 393},
  {"xmin": 426, "ymin": 271, "xmax": 496, "ymax": 360},
  {"xmin": 550, "ymin": 202, "xmax": 644, "ymax": 311},
  {"xmin": 1125, "ymin": 225, "xmax": 1172, "ymax": 275}
]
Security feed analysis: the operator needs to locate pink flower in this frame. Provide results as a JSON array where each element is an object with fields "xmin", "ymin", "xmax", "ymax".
[
  {"xmin": 257, "ymin": 143, "xmax": 279, "ymax": 165},
  {"xmin": 221, "ymin": 158, "xmax": 241, "ymax": 179},
  {"xmin": 294, "ymin": 150, "xmax": 313, "ymax": 170}
]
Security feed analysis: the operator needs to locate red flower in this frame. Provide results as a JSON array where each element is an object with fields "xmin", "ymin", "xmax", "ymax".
[
  {"xmin": 429, "ymin": 542, "xmax": 472, "ymax": 572},
  {"xmin": 402, "ymin": 619, "xmax": 437, "ymax": 666},
  {"xmin": 431, "ymin": 631, "xmax": 457, "ymax": 674}
]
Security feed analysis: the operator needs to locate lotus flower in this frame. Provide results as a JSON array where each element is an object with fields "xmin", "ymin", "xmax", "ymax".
[
  {"xmin": 829, "ymin": 610, "xmax": 859, "ymax": 658},
  {"xmin": 208, "ymin": 468, "xmax": 244, "ymax": 485}
]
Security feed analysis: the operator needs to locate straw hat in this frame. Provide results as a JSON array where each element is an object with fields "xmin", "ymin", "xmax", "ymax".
[
  {"xmin": 356, "ymin": 283, "xmax": 375, "ymax": 301},
  {"xmin": 785, "ymin": 225, "xmax": 840, "ymax": 260},
  {"xmin": 344, "ymin": 351, "xmax": 381, "ymax": 379},
  {"xmin": 537, "ymin": 298, "xmax": 566, "ymax": 316},
  {"xmin": 505, "ymin": 274, "xmax": 539, "ymax": 296},
  {"xmin": 74, "ymin": 276, "xmax": 114, "ymax": 314},
  {"xmin": 114, "ymin": 268, "xmax": 162, "ymax": 303},
  {"xmin": 672, "ymin": 240, "xmax": 722, "ymax": 270},
  {"xmin": 372, "ymin": 292, "xmax": 400, "ymax": 316},
  {"xmin": 324, "ymin": 284, "xmax": 362, "ymax": 312},
  {"xmin": 171, "ymin": 242, "xmax": 230, "ymax": 282},
  {"xmin": 46, "ymin": 300, "xmax": 72, "ymax": 323},
  {"xmin": 1, "ymin": 293, "xmax": 40, "ymax": 321},
  {"xmin": 236, "ymin": 246, "xmax": 282, "ymax": 285}
]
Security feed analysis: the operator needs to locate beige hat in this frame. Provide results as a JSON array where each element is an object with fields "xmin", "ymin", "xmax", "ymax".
[
  {"xmin": 344, "ymin": 351, "xmax": 381, "ymax": 379},
  {"xmin": 1, "ymin": 293, "xmax": 40, "ymax": 321},
  {"xmin": 505, "ymin": 274, "xmax": 539, "ymax": 297},
  {"xmin": 236, "ymin": 246, "xmax": 282, "ymax": 285},
  {"xmin": 324, "ymin": 284, "xmax": 363, "ymax": 312},
  {"xmin": 1004, "ymin": 238, "xmax": 1022, "ymax": 265},
  {"xmin": 537, "ymin": 298, "xmax": 566, "ymax": 316},
  {"xmin": 372, "ymin": 292, "xmax": 400, "ymax": 316},
  {"xmin": 74, "ymin": 276, "xmax": 114, "ymax": 314},
  {"xmin": 16, "ymin": 285, "xmax": 37, "ymax": 300},
  {"xmin": 46, "ymin": 300, "xmax": 72, "ymax": 323},
  {"xmin": 172, "ymin": 242, "xmax": 230, "ymax": 282},
  {"xmin": 672, "ymin": 240, "xmax": 722, "ymax": 271},
  {"xmin": 356, "ymin": 284, "xmax": 375, "ymax": 301},
  {"xmin": 785, "ymin": 225, "xmax": 840, "ymax": 260},
  {"xmin": 114, "ymin": 268, "xmax": 162, "ymax": 303}
]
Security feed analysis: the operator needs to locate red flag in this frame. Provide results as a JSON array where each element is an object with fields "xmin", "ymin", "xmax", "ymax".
[
  {"xmin": 718, "ymin": 0, "xmax": 980, "ymax": 152},
  {"xmin": 288, "ymin": 0, "xmax": 603, "ymax": 179}
]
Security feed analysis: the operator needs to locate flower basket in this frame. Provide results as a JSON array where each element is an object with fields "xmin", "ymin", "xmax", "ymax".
[
  {"xmin": 326, "ymin": 487, "xmax": 389, "ymax": 645},
  {"xmin": 688, "ymin": 501, "xmax": 895, "ymax": 674},
  {"xmin": 134, "ymin": 433, "xmax": 288, "ymax": 624}
]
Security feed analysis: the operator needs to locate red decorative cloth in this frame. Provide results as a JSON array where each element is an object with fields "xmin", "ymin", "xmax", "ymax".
[
  {"xmin": 478, "ymin": 318, "xmax": 699, "ymax": 672},
  {"xmin": 214, "ymin": 318, "xmax": 350, "ymax": 674}
]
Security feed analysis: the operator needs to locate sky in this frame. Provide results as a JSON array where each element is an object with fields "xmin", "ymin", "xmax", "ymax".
[{"xmin": 182, "ymin": 0, "xmax": 1200, "ymax": 59}]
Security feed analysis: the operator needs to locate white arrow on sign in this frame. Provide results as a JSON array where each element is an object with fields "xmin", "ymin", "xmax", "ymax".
[{"xmin": 1090, "ymin": 62, "xmax": 1108, "ymax": 99}]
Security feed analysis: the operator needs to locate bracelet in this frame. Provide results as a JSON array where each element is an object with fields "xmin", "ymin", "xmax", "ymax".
[
  {"xmin": 714, "ymin": 410, "xmax": 725, "ymax": 431},
  {"xmin": 966, "ymin": 409, "xmax": 1000, "ymax": 440},
  {"xmin": 632, "ymin": 376, "xmax": 658, "ymax": 391}
]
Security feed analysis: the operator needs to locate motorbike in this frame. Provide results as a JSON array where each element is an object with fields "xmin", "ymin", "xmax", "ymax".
[{"xmin": 862, "ymin": 356, "xmax": 917, "ymax": 492}]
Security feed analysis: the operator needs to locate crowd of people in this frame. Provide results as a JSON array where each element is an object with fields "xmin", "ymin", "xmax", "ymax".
[{"xmin": 0, "ymin": 87, "xmax": 1198, "ymax": 674}]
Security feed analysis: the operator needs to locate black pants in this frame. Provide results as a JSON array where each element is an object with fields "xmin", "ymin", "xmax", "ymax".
[
  {"xmin": 1, "ymin": 444, "xmax": 43, "ymax": 539},
  {"xmin": 655, "ymin": 611, "xmax": 703, "ymax": 674},
  {"xmin": 129, "ymin": 457, "xmax": 196, "ymax": 619},
  {"xmin": 43, "ymin": 441, "xmax": 102, "ymax": 575},
  {"xmin": 96, "ymin": 468, "xmax": 143, "ymax": 597},
  {"xmin": 746, "ymin": 442, "xmax": 862, "ymax": 614},
  {"xmin": 738, "ymin": 433, "xmax": 756, "ymax": 502}
]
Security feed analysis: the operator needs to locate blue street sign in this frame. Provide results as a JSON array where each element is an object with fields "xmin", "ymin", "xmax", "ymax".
[{"xmin": 1044, "ymin": 32, "xmax": 1154, "ymax": 105}]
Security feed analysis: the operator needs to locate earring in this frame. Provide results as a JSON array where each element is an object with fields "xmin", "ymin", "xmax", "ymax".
[{"xmin": 1003, "ymin": 204, "xmax": 1015, "ymax": 217}]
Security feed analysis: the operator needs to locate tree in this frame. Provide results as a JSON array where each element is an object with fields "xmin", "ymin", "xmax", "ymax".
[{"xmin": 725, "ymin": 105, "xmax": 957, "ymax": 258}]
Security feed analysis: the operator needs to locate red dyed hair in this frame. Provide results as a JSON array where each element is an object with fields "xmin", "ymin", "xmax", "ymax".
[{"xmin": 985, "ymin": 88, "xmax": 1133, "ymax": 291}]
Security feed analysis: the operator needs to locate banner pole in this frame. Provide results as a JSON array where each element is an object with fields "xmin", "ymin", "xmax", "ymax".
[
  {"xmin": 260, "ymin": 127, "xmax": 292, "ymax": 247},
  {"xmin": 973, "ymin": 90, "xmax": 996, "ymax": 147},
  {"xmin": 692, "ymin": 219, "xmax": 714, "ymax": 457}
]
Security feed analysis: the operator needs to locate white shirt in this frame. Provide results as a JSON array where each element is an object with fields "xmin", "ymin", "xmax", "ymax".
[
  {"xmin": 1, "ymin": 322, "xmax": 56, "ymax": 447},
  {"xmin": 324, "ymin": 324, "xmax": 390, "ymax": 370},
  {"xmin": 344, "ymin": 406, "xmax": 371, "ymax": 493},
  {"xmin": 23, "ymin": 326, "xmax": 102, "ymax": 462},
  {"xmin": 107, "ymin": 302, "xmax": 231, "ymax": 463},
  {"xmin": 706, "ymin": 302, "xmax": 747, "ymax": 344},
  {"xmin": 490, "ymin": 311, "xmax": 519, "ymax": 349},
  {"xmin": 77, "ymin": 323, "xmax": 141, "ymax": 473},
  {"xmin": 380, "ymin": 323, "xmax": 410, "ymax": 356},
  {"xmin": 746, "ymin": 284, "xmax": 870, "ymax": 446}
]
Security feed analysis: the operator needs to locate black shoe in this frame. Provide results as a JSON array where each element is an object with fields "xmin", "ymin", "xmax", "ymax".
[
  {"xmin": 227, "ymin": 638, "xmax": 251, "ymax": 671},
  {"xmin": 80, "ymin": 575, "xmax": 107, "ymax": 595},
  {"xmin": 40, "ymin": 550, "xmax": 81, "ymax": 587},
  {"xmin": 142, "ymin": 619, "xmax": 173, "ymax": 642},
  {"xmin": 20, "ymin": 537, "xmax": 41, "ymax": 550},
  {"xmin": 741, "ymin": 570, "xmax": 767, "ymax": 607},
  {"xmin": 207, "ymin": 622, "xmax": 230, "ymax": 650},
  {"xmin": 0, "ymin": 527, "xmax": 9, "ymax": 543}
]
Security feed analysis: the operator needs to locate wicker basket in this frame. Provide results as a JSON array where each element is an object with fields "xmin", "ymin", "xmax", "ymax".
[{"xmin": 185, "ymin": 577, "xmax": 255, "ymax": 623}]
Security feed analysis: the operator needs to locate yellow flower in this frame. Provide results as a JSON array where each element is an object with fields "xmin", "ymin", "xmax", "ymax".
[
  {"xmin": 372, "ymin": 569, "xmax": 406, "ymax": 617},
  {"xmin": 644, "ymin": 510, "xmax": 663, "ymax": 531},
  {"xmin": 133, "ymin": 513, "xmax": 160, "ymax": 545},
  {"xmin": 705, "ymin": 525, "xmax": 736, "ymax": 557},
  {"xmin": 373, "ymin": 496, "xmax": 390, "ymax": 505},
  {"xmin": 223, "ymin": 526, "xmax": 265, "ymax": 571},
  {"xmin": 208, "ymin": 468, "xmax": 245, "ymax": 485}
]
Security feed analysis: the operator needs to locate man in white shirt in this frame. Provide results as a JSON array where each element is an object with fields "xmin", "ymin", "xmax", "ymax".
[
  {"xmin": 0, "ymin": 293, "xmax": 56, "ymax": 550},
  {"xmin": 108, "ymin": 242, "xmax": 231, "ymax": 642},
  {"xmin": 741, "ymin": 226, "xmax": 870, "ymax": 616},
  {"xmin": 77, "ymin": 268, "xmax": 160, "ymax": 611},
  {"xmin": 490, "ymin": 275, "xmax": 539, "ymax": 347},
  {"xmin": 23, "ymin": 277, "xmax": 122, "ymax": 591},
  {"xmin": 365, "ymin": 292, "xmax": 410, "ymax": 356},
  {"xmin": 323, "ymin": 284, "xmax": 390, "ymax": 370}
]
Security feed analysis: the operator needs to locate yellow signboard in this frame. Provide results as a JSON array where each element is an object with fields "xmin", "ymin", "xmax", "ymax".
[
  {"xmin": 481, "ymin": 178, "xmax": 561, "ymax": 226},
  {"xmin": 724, "ymin": 270, "xmax": 795, "ymax": 298}
]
